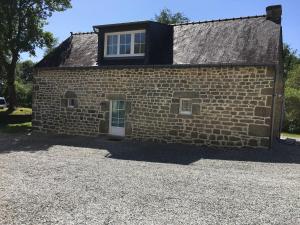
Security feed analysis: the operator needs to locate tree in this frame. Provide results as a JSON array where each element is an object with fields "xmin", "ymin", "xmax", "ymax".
[
  {"xmin": 16, "ymin": 60, "xmax": 35, "ymax": 82},
  {"xmin": 43, "ymin": 37, "xmax": 59, "ymax": 56},
  {"xmin": 282, "ymin": 44, "xmax": 300, "ymax": 133},
  {"xmin": 155, "ymin": 8, "xmax": 190, "ymax": 25},
  {"xmin": 283, "ymin": 43, "xmax": 300, "ymax": 79},
  {"xmin": 0, "ymin": 0, "xmax": 71, "ymax": 110}
]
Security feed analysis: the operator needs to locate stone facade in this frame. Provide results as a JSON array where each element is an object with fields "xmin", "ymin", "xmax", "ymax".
[{"xmin": 33, "ymin": 66, "xmax": 275, "ymax": 148}]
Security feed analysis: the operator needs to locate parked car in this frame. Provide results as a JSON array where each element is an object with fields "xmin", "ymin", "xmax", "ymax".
[{"xmin": 0, "ymin": 97, "xmax": 7, "ymax": 109}]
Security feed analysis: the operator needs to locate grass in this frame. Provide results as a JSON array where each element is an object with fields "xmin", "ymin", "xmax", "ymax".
[
  {"xmin": 0, "ymin": 107, "xmax": 32, "ymax": 133},
  {"xmin": 281, "ymin": 132, "xmax": 300, "ymax": 139},
  {"xmin": 0, "ymin": 122, "xmax": 32, "ymax": 133},
  {"xmin": 0, "ymin": 107, "xmax": 32, "ymax": 115}
]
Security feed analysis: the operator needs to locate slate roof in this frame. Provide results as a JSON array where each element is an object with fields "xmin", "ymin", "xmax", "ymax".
[
  {"xmin": 36, "ymin": 32, "xmax": 98, "ymax": 68},
  {"xmin": 36, "ymin": 15, "xmax": 281, "ymax": 68},
  {"xmin": 173, "ymin": 16, "xmax": 281, "ymax": 65}
]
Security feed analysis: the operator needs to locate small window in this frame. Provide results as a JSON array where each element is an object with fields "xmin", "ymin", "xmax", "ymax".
[
  {"xmin": 180, "ymin": 99, "xmax": 192, "ymax": 115},
  {"xmin": 67, "ymin": 99, "xmax": 76, "ymax": 108}
]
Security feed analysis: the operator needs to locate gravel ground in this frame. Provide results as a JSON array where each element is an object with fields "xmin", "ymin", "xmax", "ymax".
[{"xmin": 0, "ymin": 133, "xmax": 299, "ymax": 225}]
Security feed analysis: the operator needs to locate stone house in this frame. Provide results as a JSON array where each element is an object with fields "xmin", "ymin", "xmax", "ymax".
[{"xmin": 34, "ymin": 5, "xmax": 284, "ymax": 148}]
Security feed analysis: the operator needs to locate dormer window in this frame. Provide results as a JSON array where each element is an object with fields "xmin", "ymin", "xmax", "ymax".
[{"xmin": 104, "ymin": 30, "xmax": 145, "ymax": 57}]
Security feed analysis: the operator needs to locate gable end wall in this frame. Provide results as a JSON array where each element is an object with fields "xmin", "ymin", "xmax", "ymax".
[{"xmin": 33, "ymin": 66, "xmax": 275, "ymax": 148}]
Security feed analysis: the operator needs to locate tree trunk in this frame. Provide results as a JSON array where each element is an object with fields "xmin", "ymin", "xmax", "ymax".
[
  {"xmin": 7, "ymin": 73, "xmax": 17, "ymax": 111},
  {"xmin": 7, "ymin": 58, "xmax": 18, "ymax": 111}
]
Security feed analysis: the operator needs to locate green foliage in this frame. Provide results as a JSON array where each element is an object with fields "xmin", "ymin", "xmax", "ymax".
[
  {"xmin": 283, "ymin": 59, "xmax": 300, "ymax": 133},
  {"xmin": 15, "ymin": 78, "xmax": 32, "ymax": 107},
  {"xmin": 15, "ymin": 60, "xmax": 34, "ymax": 107},
  {"xmin": 16, "ymin": 60, "xmax": 35, "ymax": 82},
  {"xmin": 283, "ymin": 44, "xmax": 300, "ymax": 79},
  {"xmin": 0, "ymin": 0, "xmax": 71, "ymax": 108},
  {"xmin": 282, "ymin": 44, "xmax": 300, "ymax": 133},
  {"xmin": 43, "ymin": 36, "xmax": 59, "ymax": 56},
  {"xmin": 0, "ymin": 0, "xmax": 71, "ymax": 57},
  {"xmin": 1, "ymin": 60, "xmax": 34, "ymax": 106},
  {"xmin": 155, "ymin": 8, "xmax": 190, "ymax": 24},
  {"xmin": 0, "ymin": 122, "xmax": 32, "ymax": 133}
]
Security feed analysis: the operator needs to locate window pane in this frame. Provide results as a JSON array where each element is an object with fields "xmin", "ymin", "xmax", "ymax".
[
  {"xmin": 112, "ymin": 111, "xmax": 118, "ymax": 118},
  {"xmin": 118, "ymin": 101, "xmax": 125, "ymax": 109},
  {"xmin": 134, "ymin": 44, "xmax": 140, "ymax": 54},
  {"xmin": 107, "ymin": 35, "xmax": 117, "ymax": 45},
  {"xmin": 120, "ymin": 34, "xmax": 131, "ymax": 54},
  {"xmin": 126, "ymin": 34, "xmax": 131, "ymax": 44},
  {"xmin": 107, "ymin": 46, "xmax": 117, "ymax": 55},
  {"xmin": 140, "ymin": 44, "xmax": 145, "ymax": 53},
  {"xmin": 134, "ymin": 32, "xmax": 145, "ymax": 54},
  {"xmin": 107, "ymin": 35, "xmax": 113, "ymax": 45},
  {"xmin": 120, "ymin": 34, "xmax": 125, "ymax": 44},
  {"xmin": 140, "ymin": 33, "xmax": 145, "ymax": 43},
  {"xmin": 112, "ymin": 35, "xmax": 118, "ymax": 44},
  {"xmin": 118, "ymin": 110, "xmax": 125, "ymax": 119},
  {"xmin": 107, "ymin": 35, "xmax": 118, "ymax": 55},
  {"xmin": 180, "ymin": 99, "xmax": 192, "ymax": 114},
  {"xmin": 120, "ymin": 45, "xmax": 125, "ymax": 54},
  {"xmin": 134, "ymin": 33, "xmax": 140, "ymax": 43}
]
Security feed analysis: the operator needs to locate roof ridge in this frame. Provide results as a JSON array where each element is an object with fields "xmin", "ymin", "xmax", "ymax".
[
  {"xmin": 70, "ymin": 31, "xmax": 96, "ymax": 35},
  {"xmin": 172, "ymin": 14, "xmax": 266, "ymax": 26}
]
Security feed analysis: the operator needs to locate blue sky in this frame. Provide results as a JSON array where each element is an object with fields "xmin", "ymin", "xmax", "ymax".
[{"xmin": 22, "ymin": 0, "xmax": 300, "ymax": 62}]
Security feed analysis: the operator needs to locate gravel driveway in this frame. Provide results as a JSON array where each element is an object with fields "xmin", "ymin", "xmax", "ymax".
[{"xmin": 0, "ymin": 133, "xmax": 299, "ymax": 225}]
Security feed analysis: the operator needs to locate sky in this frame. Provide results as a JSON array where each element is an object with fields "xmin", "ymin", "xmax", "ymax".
[{"xmin": 22, "ymin": 0, "xmax": 300, "ymax": 62}]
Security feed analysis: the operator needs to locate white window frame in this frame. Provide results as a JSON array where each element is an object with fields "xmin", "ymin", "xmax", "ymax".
[
  {"xmin": 104, "ymin": 30, "xmax": 145, "ymax": 57},
  {"xmin": 179, "ymin": 98, "xmax": 192, "ymax": 115},
  {"xmin": 67, "ymin": 99, "xmax": 75, "ymax": 108}
]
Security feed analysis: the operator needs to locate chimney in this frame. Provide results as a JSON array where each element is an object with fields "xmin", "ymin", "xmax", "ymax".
[{"xmin": 266, "ymin": 5, "xmax": 282, "ymax": 24}]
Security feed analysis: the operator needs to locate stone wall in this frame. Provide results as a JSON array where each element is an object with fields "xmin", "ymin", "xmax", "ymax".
[{"xmin": 33, "ymin": 66, "xmax": 275, "ymax": 148}]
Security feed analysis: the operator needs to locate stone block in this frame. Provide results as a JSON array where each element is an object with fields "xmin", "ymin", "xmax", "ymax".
[
  {"xmin": 192, "ymin": 104, "xmax": 201, "ymax": 115},
  {"xmin": 106, "ymin": 93, "xmax": 126, "ymax": 100},
  {"xmin": 260, "ymin": 138, "xmax": 270, "ymax": 147},
  {"xmin": 191, "ymin": 132, "xmax": 198, "ymax": 138},
  {"xmin": 248, "ymin": 124, "xmax": 270, "ymax": 137},
  {"xmin": 169, "ymin": 130, "xmax": 178, "ymax": 136},
  {"xmin": 248, "ymin": 139, "xmax": 258, "ymax": 146},
  {"xmin": 125, "ymin": 101, "xmax": 131, "ymax": 113},
  {"xmin": 266, "ymin": 67, "xmax": 275, "ymax": 78},
  {"xmin": 125, "ymin": 122, "xmax": 132, "ymax": 135},
  {"xmin": 173, "ymin": 91, "xmax": 199, "ymax": 98},
  {"xmin": 261, "ymin": 88, "xmax": 273, "ymax": 95},
  {"xmin": 170, "ymin": 104, "xmax": 179, "ymax": 114},
  {"xmin": 61, "ymin": 99, "xmax": 67, "ymax": 107},
  {"xmin": 99, "ymin": 120, "xmax": 109, "ymax": 133},
  {"xmin": 199, "ymin": 134, "xmax": 207, "ymax": 139},
  {"xmin": 266, "ymin": 96, "xmax": 273, "ymax": 106},
  {"xmin": 254, "ymin": 107, "xmax": 271, "ymax": 117},
  {"xmin": 65, "ymin": 91, "xmax": 77, "ymax": 98},
  {"xmin": 100, "ymin": 101, "xmax": 109, "ymax": 111}
]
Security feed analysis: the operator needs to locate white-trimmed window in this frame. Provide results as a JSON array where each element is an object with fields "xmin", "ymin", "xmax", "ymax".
[
  {"xmin": 180, "ymin": 98, "xmax": 192, "ymax": 115},
  {"xmin": 104, "ymin": 30, "xmax": 145, "ymax": 57}
]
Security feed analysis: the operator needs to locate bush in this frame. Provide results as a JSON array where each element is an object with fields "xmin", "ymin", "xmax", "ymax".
[
  {"xmin": 283, "ymin": 65, "xmax": 300, "ymax": 133},
  {"xmin": 283, "ymin": 87, "xmax": 300, "ymax": 133},
  {"xmin": 15, "ymin": 79, "xmax": 32, "ymax": 107},
  {"xmin": 1, "ymin": 79, "xmax": 32, "ymax": 108}
]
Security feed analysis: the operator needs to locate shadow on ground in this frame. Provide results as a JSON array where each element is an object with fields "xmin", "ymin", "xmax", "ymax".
[{"xmin": 0, "ymin": 133, "xmax": 300, "ymax": 165}]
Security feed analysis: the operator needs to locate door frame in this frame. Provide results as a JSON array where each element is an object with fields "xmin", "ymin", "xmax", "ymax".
[{"xmin": 109, "ymin": 100, "xmax": 125, "ymax": 137}]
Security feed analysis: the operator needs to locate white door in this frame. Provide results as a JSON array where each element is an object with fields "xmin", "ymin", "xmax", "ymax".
[{"xmin": 109, "ymin": 100, "xmax": 125, "ymax": 136}]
